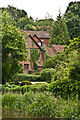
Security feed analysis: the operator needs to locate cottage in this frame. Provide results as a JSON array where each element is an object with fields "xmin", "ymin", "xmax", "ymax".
[
  {"xmin": 21, "ymin": 34, "xmax": 46, "ymax": 73},
  {"xmin": 20, "ymin": 29, "xmax": 66, "ymax": 73}
]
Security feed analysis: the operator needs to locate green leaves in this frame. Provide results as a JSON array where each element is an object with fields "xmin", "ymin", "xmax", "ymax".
[
  {"xmin": 2, "ymin": 11, "xmax": 27, "ymax": 83},
  {"xmin": 29, "ymin": 47, "xmax": 41, "ymax": 70},
  {"xmin": 50, "ymin": 16, "xmax": 70, "ymax": 46},
  {"xmin": 64, "ymin": 2, "xmax": 80, "ymax": 39}
]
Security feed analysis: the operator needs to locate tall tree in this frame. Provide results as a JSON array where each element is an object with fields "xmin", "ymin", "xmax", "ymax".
[
  {"xmin": 49, "ymin": 11, "xmax": 70, "ymax": 46},
  {"xmin": 64, "ymin": 1, "xmax": 80, "ymax": 39},
  {"xmin": 2, "ymin": 5, "xmax": 27, "ymax": 22},
  {"xmin": 2, "ymin": 11, "xmax": 27, "ymax": 83}
]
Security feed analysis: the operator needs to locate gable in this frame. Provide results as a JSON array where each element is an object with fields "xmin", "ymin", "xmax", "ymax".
[{"xmin": 26, "ymin": 35, "xmax": 43, "ymax": 51}]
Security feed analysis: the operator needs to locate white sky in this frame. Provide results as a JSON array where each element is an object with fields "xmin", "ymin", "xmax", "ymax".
[{"xmin": 0, "ymin": 0, "xmax": 79, "ymax": 20}]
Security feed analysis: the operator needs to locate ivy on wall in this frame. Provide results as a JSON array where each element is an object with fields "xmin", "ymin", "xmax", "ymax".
[{"xmin": 29, "ymin": 47, "xmax": 41, "ymax": 70}]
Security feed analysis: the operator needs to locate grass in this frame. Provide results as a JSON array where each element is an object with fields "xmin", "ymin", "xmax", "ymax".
[{"xmin": 2, "ymin": 91, "xmax": 79, "ymax": 119}]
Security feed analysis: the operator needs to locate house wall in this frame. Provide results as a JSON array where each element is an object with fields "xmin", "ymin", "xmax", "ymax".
[
  {"xmin": 20, "ymin": 36, "xmax": 46, "ymax": 74},
  {"xmin": 21, "ymin": 49, "xmax": 45, "ymax": 74}
]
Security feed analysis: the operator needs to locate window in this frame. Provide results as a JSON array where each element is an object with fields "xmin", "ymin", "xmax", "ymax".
[
  {"xmin": 37, "ymin": 42, "xmax": 41, "ymax": 46},
  {"xmin": 24, "ymin": 64, "xmax": 29, "ymax": 69},
  {"xmin": 43, "ymin": 44, "xmax": 46, "ymax": 47},
  {"xmin": 41, "ymin": 39, "xmax": 44, "ymax": 42}
]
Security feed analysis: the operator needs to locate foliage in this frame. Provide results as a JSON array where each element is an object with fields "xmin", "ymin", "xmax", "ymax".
[
  {"xmin": 43, "ymin": 52, "xmax": 66, "ymax": 68},
  {"xmin": 40, "ymin": 68, "xmax": 54, "ymax": 82},
  {"xmin": 49, "ymin": 11, "xmax": 70, "ymax": 46},
  {"xmin": 69, "ymin": 36, "xmax": 80, "ymax": 51},
  {"xmin": 49, "ymin": 77, "xmax": 78, "ymax": 99},
  {"xmin": 29, "ymin": 48, "xmax": 41, "ymax": 70},
  {"xmin": 64, "ymin": 1, "xmax": 80, "ymax": 39},
  {"xmin": 17, "ymin": 73, "xmax": 42, "ymax": 82},
  {"xmin": 2, "ymin": 11, "xmax": 27, "ymax": 83},
  {"xmin": 17, "ymin": 16, "xmax": 36, "ymax": 30},
  {"xmin": 36, "ymin": 18, "xmax": 54, "ymax": 27},
  {"xmin": 44, "ymin": 36, "xmax": 80, "ymax": 100},
  {"xmin": 2, "ymin": 82, "xmax": 49, "ymax": 94},
  {"xmin": 2, "ymin": 91, "xmax": 79, "ymax": 119},
  {"xmin": 1, "ymin": 5, "xmax": 27, "ymax": 22}
]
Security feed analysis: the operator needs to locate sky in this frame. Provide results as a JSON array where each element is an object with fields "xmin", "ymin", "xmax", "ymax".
[{"xmin": 0, "ymin": 0, "xmax": 79, "ymax": 20}]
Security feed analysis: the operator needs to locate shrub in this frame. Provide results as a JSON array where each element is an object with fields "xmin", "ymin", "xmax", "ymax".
[
  {"xmin": 49, "ymin": 77, "xmax": 78, "ymax": 99},
  {"xmin": 2, "ymin": 82, "xmax": 49, "ymax": 94},
  {"xmin": 40, "ymin": 68, "xmax": 54, "ymax": 82},
  {"xmin": 17, "ymin": 74, "xmax": 42, "ymax": 82},
  {"xmin": 21, "ymin": 81, "xmax": 32, "ymax": 86}
]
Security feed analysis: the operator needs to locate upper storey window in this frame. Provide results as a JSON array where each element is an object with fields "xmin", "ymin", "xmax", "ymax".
[{"xmin": 38, "ymin": 42, "xmax": 41, "ymax": 46}]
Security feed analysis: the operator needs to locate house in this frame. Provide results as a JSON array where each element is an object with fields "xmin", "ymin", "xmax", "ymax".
[
  {"xmin": 20, "ymin": 29, "xmax": 66, "ymax": 73},
  {"xmin": 20, "ymin": 34, "xmax": 46, "ymax": 74},
  {"xmin": 21, "ymin": 27, "xmax": 50, "ymax": 48}
]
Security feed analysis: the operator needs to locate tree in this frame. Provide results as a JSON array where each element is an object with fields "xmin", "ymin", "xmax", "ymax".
[
  {"xmin": 17, "ymin": 16, "xmax": 36, "ymax": 30},
  {"xmin": 2, "ymin": 11, "xmax": 27, "ymax": 83},
  {"xmin": 2, "ymin": 5, "xmax": 27, "ymax": 22},
  {"xmin": 64, "ymin": 1, "xmax": 80, "ymax": 39},
  {"xmin": 49, "ymin": 11, "xmax": 70, "ymax": 46}
]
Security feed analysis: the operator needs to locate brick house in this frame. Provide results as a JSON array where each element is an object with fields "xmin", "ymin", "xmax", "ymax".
[
  {"xmin": 20, "ymin": 33, "xmax": 46, "ymax": 74},
  {"xmin": 21, "ymin": 28, "xmax": 50, "ymax": 48},
  {"xmin": 20, "ymin": 29, "xmax": 66, "ymax": 73}
]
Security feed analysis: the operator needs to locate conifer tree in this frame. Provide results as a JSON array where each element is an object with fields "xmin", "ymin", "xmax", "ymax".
[{"xmin": 49, "ymin": 10, "xmax": 70, "ymax": 46}]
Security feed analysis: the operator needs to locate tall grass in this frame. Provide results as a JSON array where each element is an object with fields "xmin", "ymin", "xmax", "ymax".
[{"xmin": 2, "ymin": 91, "xmax": 79, "ymax": 119}]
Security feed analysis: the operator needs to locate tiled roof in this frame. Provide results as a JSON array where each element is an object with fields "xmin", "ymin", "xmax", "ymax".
[
  {"xmin": 21, "ymin": 30, "xmax": 50, "ymax": 38},
  {"xmin": 46, "ymin": 47, "xmax": 56, "ymax": 56},
  {"xmin": 51, "ymin": 44, "xmax": 65, "ymax": 53}
]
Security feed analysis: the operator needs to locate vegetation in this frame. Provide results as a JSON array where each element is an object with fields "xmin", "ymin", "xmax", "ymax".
[
  {"xmin": 40, "ymin": 68, "xmax": 54, "ymax": 82},
  {"xmin": 2, "ymin": 82, "xmax": 49, "ymax": 94},
  {"xmin": 29, "ymin": 47, "xmax": 41, "ymax": 70},
  {"xmin": 1, "ymin": 1, "xmax": 80, "ymax": 119},
  {"xmin": 2, "ymin": 92, "xmax": 79, "ymax": 119},
  {"xmin": 49, "ymin": 10, "xmax": 70, "ymax": 46},
  {"xmin": 2, "ymin": 11, "xmax": 27, "ymax": 83},
  {"xmin": 64, "ymin": 1, "xmax": 80, "ymax": 39},
  {"xmin": 17, "ymin": 74, "xmax": 41, "ymax": 82}
]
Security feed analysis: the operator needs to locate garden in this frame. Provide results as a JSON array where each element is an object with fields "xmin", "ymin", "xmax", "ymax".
[{"xmin": 1, "ymin": 2, "xmax": 80, "ymax": 119}]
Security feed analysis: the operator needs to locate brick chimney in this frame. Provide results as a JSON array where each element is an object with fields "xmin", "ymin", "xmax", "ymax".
[{"xmin": 46, "ymin": 26, "xmax": 50, "ymax": 32}]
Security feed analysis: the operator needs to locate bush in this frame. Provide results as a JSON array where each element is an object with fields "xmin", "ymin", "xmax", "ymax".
[
  {"xmin": 49, "ymin": 77, "xmax": 78, "ymax": 99},
  {"xmin": 21, "ymin": 81, "xmax": 32, "ymax": 86},
  {"xmin": 40, "ymin": 68, "xmax": 54, "ymax": 82},
  {"xmin": 17, "ymin": 74, "xmax": 42, "ymax": 82},
  {"xmin": 2, "ymin": 82, "xmax": 49, "ymax": 94}
]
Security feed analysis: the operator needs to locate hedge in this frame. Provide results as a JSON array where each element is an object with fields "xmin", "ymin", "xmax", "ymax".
[
  {"xmin": 17, "ymin": 74, "xmax": 42, "ymax": 82},
  {"xmin": 40, "ymin": 68, "xmax": 54, "ymax": 82},
  {"xmin": 2, "ymin": 82, "xmax": 49, "ymax": 94}
]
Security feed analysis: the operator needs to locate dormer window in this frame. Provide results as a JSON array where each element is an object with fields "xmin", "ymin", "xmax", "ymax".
[
  {"xmin": 38, "ymin": 42, "xmax": 41, "ymax": 46},
  {"xmin": 41, "ymin": 39, "xmax": 44, "ymax": 42}
]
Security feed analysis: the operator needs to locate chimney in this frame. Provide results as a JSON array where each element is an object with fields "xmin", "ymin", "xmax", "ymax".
[{"xmin": 46, "ymin": 26, "xmax": 50, "ymax": 32}]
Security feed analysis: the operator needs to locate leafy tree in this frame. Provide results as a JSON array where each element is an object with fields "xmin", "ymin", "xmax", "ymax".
[
  {"xmin": 49, "ymin": 11, "xmax": 70, "ymax": 46},
  {"xmin": 17, "ymin": 16, "xmax": 36, "ymax": 30},
  {"xmin": 1, "ymin": 5, "xmax": 36, "ymax": 30},
  {"xmin": 17, "ymin": 16, "xmax": 28, "ymax": 29},
  {"xmin": 64, "ymin": 1, "xmax": 80, "ymax": 39},
  {"xmin": 2, "ymin": 5, "xmax": 27, "ymax": 22},
  {"xmin": 2, "ymin": 11, "xmax": 27, "ymax": 83},
  {"xmin": 69, "ymin": 36, "xmax": 80, "ymax": 51}
]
